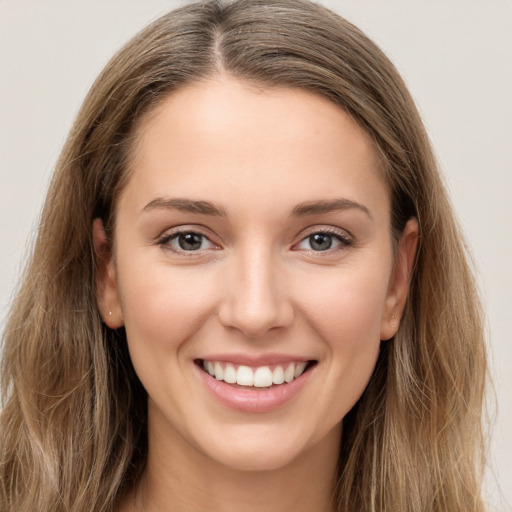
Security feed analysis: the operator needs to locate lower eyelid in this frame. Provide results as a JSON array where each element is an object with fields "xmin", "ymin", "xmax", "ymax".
[
  {"xmin": 295, "ymin": 230, "xmax": 353, "ymax": 250},
  {"xmin": 156, "ymin": 228, "xmax": 352, "ymax": 253},
  {"xmin": 158, "ymin": 231, "xmax": 217, "ymax": 251}
]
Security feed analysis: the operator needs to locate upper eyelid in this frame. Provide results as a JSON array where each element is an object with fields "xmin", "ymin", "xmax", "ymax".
[
  {"xmin": 297, "ymin": 225, "xmax": 353, "ymax": 241},
  {"xmin": 292, "ymin": 226, "xmax": 354, "ymax": 252},
  {"xmin": 155, "ymin": 224, "xmax": 353, "ymax": 248},
  {"xmin": 157, "ymin": 227, "xmax": 219, "ymax": 250},
  {"xmin": 157, "ymin": 232, "xmax": 220, "ymax": 257},
  {"xmin": 157, "ymin": 225, "xmax": 216, "ymax": 241}
]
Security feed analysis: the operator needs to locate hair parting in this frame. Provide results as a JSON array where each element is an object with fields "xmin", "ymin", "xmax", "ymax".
[{"xmin": 1, "ymin": 1, "xmax": 487, "ymax": 511}]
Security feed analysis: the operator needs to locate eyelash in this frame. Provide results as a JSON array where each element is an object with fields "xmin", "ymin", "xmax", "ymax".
[
  {"xmin": 156, "ymin": 227, "xmax": 353, "ymax": 255},
  {"xmin": 294, "ymin": 227, "xmax": 353, "ymax": 253},
  {"xmin": 157, "ymin": 228, "xmax": 218, "ymax": 256}
]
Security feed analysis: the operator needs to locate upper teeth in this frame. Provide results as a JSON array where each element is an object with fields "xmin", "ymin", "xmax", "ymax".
[{"xmin": 203, "ymin": 361, "xmax": 308, "ymax": 387}]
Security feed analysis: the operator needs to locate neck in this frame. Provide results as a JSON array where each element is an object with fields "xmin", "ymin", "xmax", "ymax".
[{"xmin": 121, "ymin": 411, "xmax": 341, "ymax": 512}]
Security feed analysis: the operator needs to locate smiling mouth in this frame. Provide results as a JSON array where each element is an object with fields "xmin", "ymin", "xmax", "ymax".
[{"xmin": 196, "ymin": 359, "xmax": 317, "ymax": 389}]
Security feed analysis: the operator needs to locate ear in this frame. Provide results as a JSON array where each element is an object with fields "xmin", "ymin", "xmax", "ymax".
[
  {"xmin": 92, "ymin": 218, "xmax": 124, "ymax": 328},
  {"xmin": 380, "ymin": 218, "xmax": 419, "ymax": 341}
]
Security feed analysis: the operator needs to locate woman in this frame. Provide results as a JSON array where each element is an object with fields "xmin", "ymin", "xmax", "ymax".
[{"xmin": 0, "ymin": 1, "xmax": 487, "ymax": 511}]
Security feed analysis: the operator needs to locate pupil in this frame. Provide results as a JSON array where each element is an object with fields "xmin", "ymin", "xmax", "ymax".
[
  {"xmin": 310, "ymin": 233, "xmax": 332, "ymax": 251},
  {"xmin": 179, "ymin": 233, "xmax": 202, "ymax": 250}
]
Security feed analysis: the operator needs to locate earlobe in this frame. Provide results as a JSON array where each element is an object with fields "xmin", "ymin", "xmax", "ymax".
[
  {"xmin": 380, "ymin": 218, "xmax": 419, "ymax": 340},
  {"xmin": 92, "ymin": 218, "xmax": 124, "ymax": 328}
]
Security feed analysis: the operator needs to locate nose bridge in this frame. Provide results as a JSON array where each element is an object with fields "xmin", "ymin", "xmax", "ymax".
[{"xmin": 218, "ymin": 242, "xmax": 292, "ymax": 337}]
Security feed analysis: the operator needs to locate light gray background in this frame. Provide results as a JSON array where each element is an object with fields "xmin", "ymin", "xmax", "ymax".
[{"xmin": 1, "ymin": 1, "xmax": 510, "ymax": 510}]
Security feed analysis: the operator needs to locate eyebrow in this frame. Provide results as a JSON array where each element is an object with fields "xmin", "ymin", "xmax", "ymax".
[
  {"xmin": 291, "ymin": 198, "xmax": 372, "ymax": 219},
  {"xmin": 143, "ymin": 197, "xmax": 227, "ymax": 216},
  {"xmin": 142, "ymin": 196, "xmax": 371, "ymax": 219}
]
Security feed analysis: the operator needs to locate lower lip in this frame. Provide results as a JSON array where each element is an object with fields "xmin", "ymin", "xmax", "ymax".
[{"xmin": 196, "ymin": 363, "xmax": 314, "ymax": 413}]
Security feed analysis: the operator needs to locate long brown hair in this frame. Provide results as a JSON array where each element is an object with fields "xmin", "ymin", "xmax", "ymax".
[{"xmin": 0, "ymin": 1, "xmax": 487, "ymax": 510}]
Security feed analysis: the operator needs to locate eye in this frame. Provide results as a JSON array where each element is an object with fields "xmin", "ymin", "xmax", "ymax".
[
  {"xmin": 295, "ymin": 230, "xmax": 351, "ymax": 252},
  {"xmin": 159, "ymin": 231, "xmax": 217, "ymax": 252}
]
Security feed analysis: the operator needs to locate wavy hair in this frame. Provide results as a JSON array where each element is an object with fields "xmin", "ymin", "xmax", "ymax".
[{"xmin": 0, "ymin": 1, "xmax": 487, "ymax": 510}]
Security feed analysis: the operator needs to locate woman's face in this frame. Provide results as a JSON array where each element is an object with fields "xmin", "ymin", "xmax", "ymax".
[{"xmin": 95, "ymin": 76, "xmax": 416, "ymax": 472}]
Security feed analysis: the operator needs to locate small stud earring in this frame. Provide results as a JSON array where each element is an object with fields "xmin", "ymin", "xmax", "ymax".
[{"xmin": 108, "ymin": 311, "xmax": 112, "ymax": 317}]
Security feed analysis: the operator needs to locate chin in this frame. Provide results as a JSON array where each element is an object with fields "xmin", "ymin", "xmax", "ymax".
[
  {"xmin": 194, "ymin": 425, "xmax": 321, "ymax": 473},
  {"xmin": 211, "ymin": 446, "xmax": 302, "ymax": 473}
]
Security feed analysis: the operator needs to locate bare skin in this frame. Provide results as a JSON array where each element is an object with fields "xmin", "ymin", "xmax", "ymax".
[
  {"xmin": 95, "ymin": 76, "xmax": 418, "ymax": 512},
  {"xmin": 119, "ymin": 409, "xmax": 339, "ymax": 512}
]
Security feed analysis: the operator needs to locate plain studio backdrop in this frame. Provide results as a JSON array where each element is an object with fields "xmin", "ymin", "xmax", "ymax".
[{"xmin": 0, "ymin": 1, "xmax": 510, "ymax": 510}]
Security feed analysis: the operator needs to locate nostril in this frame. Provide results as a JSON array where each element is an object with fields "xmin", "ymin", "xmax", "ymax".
[{"xmin": 217, "ymin": 302, "xmax": 295, "ymax": 338}]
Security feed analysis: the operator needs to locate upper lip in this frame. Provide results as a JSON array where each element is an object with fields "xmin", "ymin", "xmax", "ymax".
[{"xmin": 197, "ymin": 353, "xmax": 315, "ymax": 366}]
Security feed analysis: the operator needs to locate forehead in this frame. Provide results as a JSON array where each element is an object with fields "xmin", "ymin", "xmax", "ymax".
[{"xmin": 120, "ymin": 76, "xmax": 389, "ymax": 220}]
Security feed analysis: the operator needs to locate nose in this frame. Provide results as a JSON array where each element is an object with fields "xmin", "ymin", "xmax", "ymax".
[{"xmin": 217, "ymin": 247, "xmax": 294, "ymax": 338}]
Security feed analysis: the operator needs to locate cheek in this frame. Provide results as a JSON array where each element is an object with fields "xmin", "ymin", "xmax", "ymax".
[
  {"xmin": 117, "ymin": 263, "xmax": 218, "ymax": 357},
  {"xmin": 297, "ymin": 264, "xmax": 390, "ymax": 344},
  {"xmin": 293, "ymin": 264, "xmax": 390, "ymax": 406}
]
